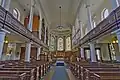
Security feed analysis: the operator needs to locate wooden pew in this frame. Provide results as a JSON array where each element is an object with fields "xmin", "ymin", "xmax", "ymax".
[
  {"xmin": 87, "ymin": 70, "xmax": 120, "ymax": 80},
  {"xmin": 68, "ymin": 61, "xmax": 120, "ymax": 80},
  {"xmin": 0, "ymin": 71, "xmax": 27, "ymax": 80},
  {"xmin": 0, "ymin": 60, "xmax": 53, "ymax": 80},
  {"xmin": 3, "ymin": 61, "xmax": 52, "ymax": 79}
]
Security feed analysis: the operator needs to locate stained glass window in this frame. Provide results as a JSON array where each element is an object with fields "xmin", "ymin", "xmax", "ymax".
[
  {"xmin": 57, "ymin": 38, "xmax": 63, "ymax": 51},
  {"xmin": 66, "ymin": 37, "xmax": 71, "ymax": 51},
  {"xmin": 50, "ymin": 36, "xmax": 55, "ymax": 51}
]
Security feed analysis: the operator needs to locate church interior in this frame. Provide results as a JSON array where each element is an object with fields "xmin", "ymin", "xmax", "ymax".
[{"xmin": 0, "ymin": 0, "xmax": 120, "ymax": 80}]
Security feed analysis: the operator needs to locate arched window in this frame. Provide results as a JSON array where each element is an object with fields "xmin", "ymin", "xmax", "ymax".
[
  {"xmin": 101, "ymin": 8, "xmax": 109, "ymax": 20},
  {"xmin": 50, "ymin": 36, "xmax": 55, "ymax": 51},
  {"xmin": 66, "ymin": 37, "xmax": 71, "ymax": 51},
  {"xmin": 57, "ymin": 38, "xmax": 63, "ymax": 51},
  {"xmin": 13, "ymin": 8, "xmax": 20, "ymax": 20},
  {"xmin": 51, "ymin": 36, "xmax": 55, "ymax": 45}
]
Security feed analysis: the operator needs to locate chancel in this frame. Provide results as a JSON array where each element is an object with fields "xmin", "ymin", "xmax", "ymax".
[{"xmin": 0, "ymin": 0, "xmax": 120, "ymax": 80}]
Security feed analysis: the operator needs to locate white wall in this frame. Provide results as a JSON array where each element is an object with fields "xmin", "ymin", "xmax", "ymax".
[
  {"xmin": 9, "ymin": 0, "xmax": 28, "ymax": 24},
  {"xmin": 101, "ymin": 43, "xmax": 110, "ymax": 61}
]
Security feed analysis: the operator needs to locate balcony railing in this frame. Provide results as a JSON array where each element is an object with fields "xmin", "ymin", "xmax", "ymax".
[
  {"xmin": 0, "ymin": 6, "xmax": 48, "ymax": 49},
  {"xmin": 75, "ymin": 6, "xmax": 120, "ymax": 48}
]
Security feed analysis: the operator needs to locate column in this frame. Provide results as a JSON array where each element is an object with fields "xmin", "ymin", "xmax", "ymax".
[
  {"xmin": 37, "ymin": 46, "xmax": 41, "ymax": 60},
  {"xmin": 44, "ymin": 26, "xmax": 47, "ymax": 44},
  {"xmin": 0, "ymin": 0, "xmax": 11, "ymax": 60},
  {"xmin": 86, "ymin": 1, "xmax": 97, "ymax": 62},
  {"xmin": 110, "ymin": 0, "xmax": 119, "ymax": 9},
  {"xmin": 70, "ymin": 34, "xmax": 72, "ymax": 50},
  {"xmin": 116, "ymin": 32, "xmax": 120, "ymax": 61},
  {"xmin": 86, "ymin": 4, "xmax": 93, "ymax": 31},
  {"xmin": 63, "ymin": 36, "xmax": 66, "ymax": 51},
  {"xmin": 80, "ymin": 47, "xmax": 85, "ymax": 60},
  {"xmin": 25, "ymin": 42, "xmax": 31, "ymax": 62},
  {"xmin": 79, "ymin": 21, "xmax": 84, "ymax": 38},
  {"xmin": 0, "ymin": 32, "xmax": 5, "ymax": 60},
  {"xmin": 90, "ymin": 43, "xmax": 97, "ymax": 62},
  {"xmin": 37, "ymin": 11, "xmax": 43, "ymax": 60},
  {"xmin": 1, "ymin": 0, "xmax": 11, "ymax": 10},
  {"xmin": 25, "ymin": 0, "xmax": 34, "ymax": 62},
  {"xmin": 55, "ymin": 36, "xmax": 57, "ymax": 51}
]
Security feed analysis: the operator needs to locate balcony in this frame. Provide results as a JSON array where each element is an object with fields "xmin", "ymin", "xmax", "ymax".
[
  {"xmin": 0, "ymin": 6, "xmax": 48, "ymax": 49},
  {"xmin": 74, "ymin": 6, "xmax": 120, "ymax": 48}
]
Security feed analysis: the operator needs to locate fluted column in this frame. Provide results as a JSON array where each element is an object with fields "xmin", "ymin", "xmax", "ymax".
[{"xmin": 25, "ymin": 0, "xmax": 34, "ymax": 62}]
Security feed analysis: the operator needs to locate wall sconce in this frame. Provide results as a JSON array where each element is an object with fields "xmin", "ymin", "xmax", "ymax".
[{"xmin": 4, "ymin": 40, "xmax": 8, "ymax": 43}]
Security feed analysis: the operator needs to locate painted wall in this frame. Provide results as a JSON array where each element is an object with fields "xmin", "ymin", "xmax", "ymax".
[{"xmin": 9, "ymin": 0, "xmax": 27, "ymax": 24}]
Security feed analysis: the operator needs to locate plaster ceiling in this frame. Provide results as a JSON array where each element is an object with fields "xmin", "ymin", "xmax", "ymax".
[{"xmin": 16, "ymin": 0, "xmax": 104, "ymax": 29}]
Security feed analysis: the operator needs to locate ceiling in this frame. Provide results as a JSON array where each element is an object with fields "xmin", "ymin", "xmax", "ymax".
[
  {"xmin": 39, "ymin": 0, "xmax": 81, "ymax": 28},
  {"xmin": 17, "ymin": 0, "xmax": 105, "ymax": 29},
  {"xmin": 17, "ymin": 0, "xmax": 81, "ymax": 29}
]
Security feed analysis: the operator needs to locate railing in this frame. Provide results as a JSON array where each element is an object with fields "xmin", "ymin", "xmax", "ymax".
[
  {"xmin": 75, "ymin": 6, "xmax": 120, "ymax": 47},
  {"xmin": 0, "ymin": 6, "xmax": 48, "ymax": 49}
]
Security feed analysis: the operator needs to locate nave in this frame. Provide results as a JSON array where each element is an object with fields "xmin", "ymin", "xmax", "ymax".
[{"xmin": 1, "ymin": 0, "xmax": 120, "ymax": 80}]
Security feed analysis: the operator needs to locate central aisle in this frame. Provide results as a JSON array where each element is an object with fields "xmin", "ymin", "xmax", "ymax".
[{"xmin": 51, "ymin": 63, "xmax": 69, "ymax": 80}]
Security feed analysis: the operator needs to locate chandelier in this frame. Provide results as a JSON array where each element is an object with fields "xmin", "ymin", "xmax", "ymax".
[{"xmin": 57, "ymin": 6, "xmax": 63, "ymax": 29}]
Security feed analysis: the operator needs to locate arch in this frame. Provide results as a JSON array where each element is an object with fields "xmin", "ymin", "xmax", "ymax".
[
  {"xmin": 66, "ymin": 37, "xmax": 71, "ymax": 51},
  {"xmin": 57, "ymin": 37, "xmax": 63, "ymax": 51},
  {"xmin": 50, "ymin": 36, "xmax": 55, "ymax": 51},
  {"xmin": 51, "ymin": 36, "xmax": 55, "ymax": 45},
  {"xmin": 101, "ymin": 8, "xmax": 109, "ymax": 20},
  {"xmin": 13, "ymin": 8, "xmax": 20, "ymax": 20}
]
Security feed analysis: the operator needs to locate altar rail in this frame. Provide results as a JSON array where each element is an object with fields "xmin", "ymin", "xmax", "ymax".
[{"xmin": 0, "ymin": 6, "xmax": 48, "ymax": 49}]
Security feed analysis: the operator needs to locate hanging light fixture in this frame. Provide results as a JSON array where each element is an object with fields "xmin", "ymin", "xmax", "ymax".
[{"xmin": 57, "ymin": 6, "xmax": 63, "ymax": 29}]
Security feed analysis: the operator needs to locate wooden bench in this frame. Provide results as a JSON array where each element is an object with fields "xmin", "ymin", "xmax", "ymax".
[
  {"xmin": 0, "ymin": 71, "xmax": 27, "ymax": 80},
  {"xmin": 67, "ymin": 61, "xmax": 120, "ymax": 80},
  {"xmin": 0, "ymin": 60, "xmax": 53, "ymax": 80}
]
